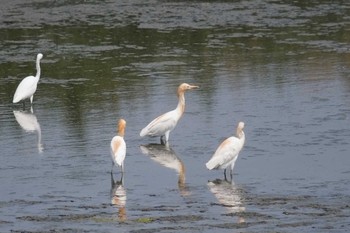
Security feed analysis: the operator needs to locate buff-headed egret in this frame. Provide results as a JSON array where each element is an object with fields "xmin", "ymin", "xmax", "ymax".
[
  {"xmin": 140, "ymin": 83, "xmax": 199, "ymax": 144},
  {"xmin": 13, "ymin": 53, "xmax": 43, "ymax": 105},
  {"xmin": 206, "ymin": 122, "xmax": 245, "ymax": 180},
  {"xmin": 111, "ymin": 119, "xmax": 127, "ymax": 174}
]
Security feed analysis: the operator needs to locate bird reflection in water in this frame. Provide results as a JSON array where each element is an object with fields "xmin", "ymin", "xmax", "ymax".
[
  {"xmin": 13, "ymin": 108, "xmax": 43, "ymax": 153},
  {"xmin": 140, "ymin": 143, "xmax": 189, "ymax": 196},
  {"xmin": 110, "ymin": 172, "xmax": 127, "ymax": 222},
  {"xmin": 207, "ymin": 179, "xmax": 246, "ymax": 223}
]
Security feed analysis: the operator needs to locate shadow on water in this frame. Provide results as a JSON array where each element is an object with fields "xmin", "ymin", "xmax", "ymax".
[
  {"xmin": 207, "ymin": 178, "xmax": 246, "ymax": 223},
  {"xmin": 13, "ymin": 107, "xmax": 43, "ymax": 153},
  {"xmin": 110, "ymin": 172, "xmax": 127, "ymax": 222},
  {"xmin": 140, "ymin": 143, "xmax": 190, "ymax": 197}
]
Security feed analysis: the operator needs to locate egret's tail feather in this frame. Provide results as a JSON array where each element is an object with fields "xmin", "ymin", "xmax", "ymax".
[
  {"xmin": 140, "ymin": 128, "xmax": 147, "ymax": 137},
  {"xmin": 13, "ymin": 95, "xmax": 20, "ymax": 103},
  {"xmin": 206, "ymin": 159, "xmax": 217, "ymax": 170}
]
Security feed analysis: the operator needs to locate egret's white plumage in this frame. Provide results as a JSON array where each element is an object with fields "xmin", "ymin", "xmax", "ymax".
[
  {"xmin": 111, "ymin": 119, "xmax": 126, "ymax": 173},
  {"xmin": 140, "ymin": 83, "xmax": 199, "ymax": 144},
  {"xmin": 206, "ymin": 122, "xmax": 245, "ymax": 179},
  {"xmin": 13, "ymin": 53, "xmax": 43, "ymax": 104}
]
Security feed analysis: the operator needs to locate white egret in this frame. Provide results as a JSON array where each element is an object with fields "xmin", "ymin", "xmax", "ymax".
[
  {"xmin": 206, "ymin": 122, "xmax": 245, "ymax": 179},
  {"xmin": 110, "ymin": 119, "xmax": 127, "ymax": 174},
  {"xmin": 13, "ymin": 53, "xmax": 44, "ymax": 105},
  {"xmin": 140, "ymin": 83, "xmax": 199, "ymax": 144}
]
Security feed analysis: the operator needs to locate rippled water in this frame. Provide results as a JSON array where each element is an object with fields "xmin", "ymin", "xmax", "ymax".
[{"xmin": 1, "ymin": 0, "xmax": 350, "ymax": 232}]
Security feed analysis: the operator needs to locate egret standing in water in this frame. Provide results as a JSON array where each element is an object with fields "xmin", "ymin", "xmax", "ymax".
[
  {"xmin": 140, "ymin": 83, "xmax": 199, "ymax": 144},
  {"xmin": 206, "ymin": 122, "xmax": 245, "ymax": 180},
  {"xmin": 13, "ymin": 53, "xmax": 44, "ymax": 106},
  {"xmin": 111, "ymin": 119, "xmax": 127, "ymax": 175}
]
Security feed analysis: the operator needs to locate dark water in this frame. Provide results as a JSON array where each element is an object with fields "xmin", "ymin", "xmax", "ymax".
[{"xmin": 1, "ymin": 0, "xmax": 350, "ymax": 232}]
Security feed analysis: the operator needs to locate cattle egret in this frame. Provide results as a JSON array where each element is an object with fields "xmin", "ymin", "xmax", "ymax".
[
  {"xmin": 110, "ymin": 119, "xmax": 127, "ymax": 174},
  {"xmin": 140, "ymin": 83, "xmax": 199, "ymax": 144},
  {"xmin": 13, "ymin": 53, "xmax": 43, "ymax": 105},
  {"xmin": 206, "ymin": 122, "xmax": 245, "ymax": 179}
]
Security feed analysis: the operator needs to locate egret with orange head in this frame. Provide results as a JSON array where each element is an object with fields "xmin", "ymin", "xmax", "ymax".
[
  {"xmin": 140, "ymin": 83, "xmax": 199, "ymax": 144},
  {"xmin": 111, "ymin": 119, "xmax": 127, "ymax": 174},
  {"xmin": 206, "ymin": 122, "xmax": 245, "ymax": 180}
]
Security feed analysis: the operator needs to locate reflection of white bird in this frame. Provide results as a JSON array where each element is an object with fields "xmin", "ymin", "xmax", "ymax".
[
  {"xmin": 206, "ymin": 122, "xmax": 245, "ymax": 179},
  {"xmin": 110, "ymin": 119, "xmax": 126, "ymax": 174},
  {"xmin": 207, "ymin": 179, "xmax": 245, "ymax": 218},
  {"xmin": 13, "ymin": 53, "xmax": 43, "ymax": 105},
  {"xmin": 13, "ymin": 109, "xmax": 43, "ymax": 153},
  {"xmin": 110, "ymin": 172, "xmax": 127, "ymax": 222},
  {"xmin": 140, "ymin": 143, "xmax": 188, "ymax": 195},
  {"xmin": 140, "ymin": 83, "xmax": 199, "ymax": 144}
]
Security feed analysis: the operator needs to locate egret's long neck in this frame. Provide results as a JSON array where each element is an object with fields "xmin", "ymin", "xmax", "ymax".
[
  {"xmin": 35, "ymin": 57, "xmax": 41, "ymax": 79},
  {"xmin": 176, "ymin": 91, "xmax": 186, "ymax": 117},
  {"xmin": 237, "ymin": 129, "xmax": 245, "ymax": 145},
  {"xmin": 118, "ymin": 126, "xmax": 125, "ymax": 137}
]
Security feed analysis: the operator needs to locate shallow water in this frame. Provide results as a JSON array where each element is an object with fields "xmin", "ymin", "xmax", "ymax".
[{"xmin": 1, "ymin": 0, "xmax": 350, "ymax": 232}]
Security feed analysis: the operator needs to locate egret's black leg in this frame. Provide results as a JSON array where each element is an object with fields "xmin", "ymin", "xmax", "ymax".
[
  {"xmin": 160, "ymin": 136, "xmax": 165, "ymax": 145},
  {"xmin": 120, "ymin": 171, "xmax": 124, "ymax": 184},
  {"xmin": 111, "ymin": 170, "xmax": 115, "ymax": 185}
]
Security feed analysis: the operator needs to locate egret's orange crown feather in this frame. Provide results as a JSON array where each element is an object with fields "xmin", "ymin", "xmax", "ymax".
[{"xmin": 117, "ymin": 119, "xmax": 126, "ymax": 137}]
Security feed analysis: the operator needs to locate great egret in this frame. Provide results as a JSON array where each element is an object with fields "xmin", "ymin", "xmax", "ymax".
[
  {"xmin": 206, "ymin": 122, "xmax": 245, "ymax": 179},
  {"xmin": 110, "ymin": 119, "xmax": 127, "ymax": 174},
  {"xmin": 13, "ymin": 53, "xmax": 44, "ymax": 105},
  {"xmin": 140, "ymin": 83, "xmax": 199, "ymax": 144}
]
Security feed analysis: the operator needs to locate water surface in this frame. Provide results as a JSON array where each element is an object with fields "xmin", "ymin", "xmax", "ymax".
[{"xmin": 1, "ymin": 0, "xmax": 350, "ymax": 232}]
